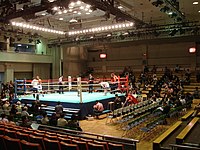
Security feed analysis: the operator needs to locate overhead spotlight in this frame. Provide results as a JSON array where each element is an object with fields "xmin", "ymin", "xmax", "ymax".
[
  {"xmin": 169, "ymin": 29, "xmax": 177, "ymax": 36},
  {"xmin": 169, "ymin": 12, "xmax": 177, "ymax": 18},
  {"xmin": 160, "ymin": 6, "xmax": 170, "ymax": 13},
  {"xmin": 176, "ymin": 17, "xmax": 183, "ymax": 22},
  {"xmin": 153, "ymin": 30, "xmax": 160, "ymax": 37},
  {"xmin": 46, "ymin": 8, "xmax": 56, "ymax": 15},
  {"xmin": 179, "ymin": 28, "xmax": 185, "ymax": 35},
  {"xmin": 28, "ymin": 38, "xmax": 33, "ymax": 43},
  {"xmin": 69, "ymin": 18, "xmax": 78, "ymax": 23},
  {"xmin": 36, "ymin": 39, "xmax": 41, "ymax": 44},
  {"xmin": 151, "ymin": 0, "xmax": 164, "ymax": 7},
  {"xmin": 17, "ymin": 37, "xmax": 22, "ymax": 41},
  {"xmin": 191, "ymin": 27, "xmax": 199, "ymax": 35}
]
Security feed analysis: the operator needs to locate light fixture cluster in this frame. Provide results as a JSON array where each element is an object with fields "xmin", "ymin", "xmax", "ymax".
[
  {"xmin": 49, "ymin": 0, "xmax": 94, "ymax": 21},
  {"xmin": 68, "ymin": 22, "xmax": 134, "ymax": 36},
  {"xmin": 11, "ymin": 22, "xmax": 65, "ymax": 35}
]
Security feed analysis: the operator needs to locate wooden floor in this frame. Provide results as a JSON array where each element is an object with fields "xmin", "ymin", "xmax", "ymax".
[
  {"xmin": 79, "ymin": 105, "xmax": 196, "ymax": 150},
  {"xmin": 80, "ymin": 115, "xmax": 154, "ymax": 150}
]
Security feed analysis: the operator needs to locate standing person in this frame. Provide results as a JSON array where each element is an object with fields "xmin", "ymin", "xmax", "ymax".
[
  {"xmin": 55, "ymin": 101, "xmax": 63, "ymax": 117},
  {"xmin": 88, "ymin": 74, "xmax": 94, "ymax": 93},
  {"xmin": 58, "ymin": 76, "xmax": 64, "ymax": 94},
  {"xmin": 31, "ymin": 76, "xmax": 39, "ymax": 100},
  {"xmin": 110, "ymin": 73, "xmax": 118, "ymax": 94}
]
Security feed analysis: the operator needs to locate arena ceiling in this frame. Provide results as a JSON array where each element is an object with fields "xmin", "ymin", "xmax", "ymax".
[{"xmin": 0, "ymin": 0, "xmax": 200, "ymax": 41}]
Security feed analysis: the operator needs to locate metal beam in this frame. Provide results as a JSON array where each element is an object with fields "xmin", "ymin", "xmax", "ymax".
[
  {"xmin": 3, "ymin": 0, "xmax": 71, "ymax": 21},
  {"xmin": 81, "ymin": 0, "xmax": 147, "ymax": 27}
]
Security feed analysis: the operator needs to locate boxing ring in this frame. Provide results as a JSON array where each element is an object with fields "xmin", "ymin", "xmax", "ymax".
[{"xmin": 14, "ymin": 76, "xmax": 129, "ymax": 119}]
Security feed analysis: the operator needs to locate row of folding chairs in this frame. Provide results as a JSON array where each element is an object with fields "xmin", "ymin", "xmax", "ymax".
[
  {"xmin": 106, "ymin": 100, "xmax": 159, "ymax": 124},
  {"xmin": 0, "ymin": 123, "xmax": 125, "ymax": 150}
]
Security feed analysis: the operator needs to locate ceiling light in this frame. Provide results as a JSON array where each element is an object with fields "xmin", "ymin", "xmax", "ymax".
[
  {"xmin": 86, "ymin": 12, "xmax": 90, "ymax": 15},
  {"xmin": 69, "ymin": 9, "xmax": 73, "ymax": 12},
  {"xmin": 41, "ymin": 13, "xmax": 46, "ymax": 16},
  {"xmin": 118, "ymin": 5, "xmax": 123, "ymax": 9},
  {"xmin": 76, "ymin": 1, "xmax": 81, "ymax": 5},
  {"xmin": 80, "ymin": 6, "xmax": 84, "ymax": 9},
  {"xmin": 63, "ymin": 10, "xmax": 67, "ymax": 13},
  {"xmin": 58, "ymin": 11, "xmax": 62, "ymax": 14},
  {"xmin": 69, "ymin": 18, "xmax": 78, "ymax": 23},
  {"xmin": 53, "ymin": 7, "xmax": 58, "ymax": 11},
  {"xmin": 78, "ymin": 12, "xmax": 81, "ymax": 15},
  {"xmin": 198, "ymin": 10, "xmax": 200, "ymax": 13},
  {"xmin": 73, "ymin": 11, "xmax": 77, "ymax": 14},
  {"xmin": 89, "ymin": 10, "xmax": 93, "ymax": 13},
  {"xmin": 193, "ymin": 2, "xmax": 198, "ymax": 5},
  {"xmin": 11, "ymin": 21, "xmax": 65, "ymax": 35},
  {"xmin": 59, "ymin": 18, "xmax": 63, "ymax": 20},
  {"xmin": 69, "ymin": 2, "xmax": 75, "ymax": 6},
  {"xmin": 86, "ymin": 4, "xmax": 91, "ymax": 8}
]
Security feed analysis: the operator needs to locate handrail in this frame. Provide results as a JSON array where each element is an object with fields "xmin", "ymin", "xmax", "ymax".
[
  {"xmin": 38, "ymin": 124, "xmax": 139, "ymax": 148},
  {"xmin": 170, "ymin": 144, "xmax": 200, "ymax": 150}
]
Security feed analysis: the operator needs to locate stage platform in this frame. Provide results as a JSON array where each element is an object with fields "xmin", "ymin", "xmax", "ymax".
[{"xmin": 18, "ymin": 92, "xmax": 125, "ymax": 119}]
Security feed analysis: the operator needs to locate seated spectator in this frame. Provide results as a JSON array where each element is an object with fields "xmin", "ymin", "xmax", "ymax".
[
  {"xmin": 124, "ymin": 92, "xmax": 138, "ymax": 106},
  {"xmin": 57, "ymin": 113, "xmax": 67, "ymax": 127},
  {"xmin": 20, "ymin": 116, "xmax": 31, "ymax": 128},
  {"xmin": 21, "ymin": 106, "xmax": 32, "ymax": 117},
  {"xmin": 185, "ymin": 69, "xmax": 191, "ymax": 80},
  {"xmin": 0, "ymin": 114, "xmax": 8, "ymax": 123},
  {"xmin": 67, "ymin": 114, "xmax": 82, "ymax": 131},
  {"xmin": 193, "ymin": 87, "xmax": 200, "ymax": 99},
  {"xmin": 114, "ymin": 94, "xmax": 122, "ymax": 109},
  {"xmin": 2, "ymin": 100, "xmax": 10, "ymax": 116},
  {"xmin": 175, "ymin": 64, "xmax": 180, "ymax": 73},
  {"xmin": 7, "ymin": 115, "xmax": 16, "ymax": 125},
  {"xmin": 93, "ymin": 100, "xmax": 104, "ymax": 116},
  {"xmin": 10, "ymin": 104, "xmax": 19, "ymax": 116},
  {"xmin": 41, "ymin": 111, "xmax": 49, "ymax": 125},
  {"xmin": 35, "ymin": 111, "xmax": 43, "ymax": 124},
  {"xmin": 16, "ymin": 101, "xmax": 22, "ymax": 113},
  {"xmin": 49, "ymin": 113, "xmax": 57, "ymax": 126}
]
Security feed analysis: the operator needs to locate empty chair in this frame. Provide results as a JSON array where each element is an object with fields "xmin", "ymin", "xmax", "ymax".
[
  {"xmin": 3, "ymin": 135, "xmax": 22, "ymax": 150},
  {"xmin": 60, "ymin": 141, "xmax": 79, "ymax": 150},
  {"xmin": 43, "ymin": 138, "xmax": 61, "ymax": 150},
  {"xmin": 16, "ymin": 131, "xmax": 29, "ymax": 141},
  {"xmin": 21, "ymin": 140, "xmax": 42, "ymax": 150},
  {"xmin": 80, "ymin": 138, "xmax": 93, "ymax": 143},
  {"xmin": 45, "ymin": 134, "xmax": 58, "ymax": 140},
  {"xmin": 29, "ymin": 134, "xmax": 45, "ymax": 150},
  {"xmin": 0, "ymin": 127, "xmax": 5, "ymax": 135},
  {"xmin": 0, "ymin": 135, "xmax": 6, "ymax": 150},
  {"xmin": 93, "ymin": 140, "xmax": 109, "ymax": 150},
  {"xmin": 33, "ymin": 131, "xmax": 45, "ymax": 137},
  {"xmin": 72, "ymin": 139, "xmax": 88, "ymax": 150},
  {"xmin": 22, "ymin": 129, "xmax": 34, "ymax": 135},
  {"xmin": 88, "ymin": 142, "xmax": 105, "ymax": 150},
  {"xmin": 68, "ymin": 136, "xmax": 80, "ymax": 140},
  {"xmin": 4, "ymin": 129, "xmax": 17, "ymax": 138},
  {"xmin": 58, "ymin": 136, "xmax": 72, "ymax": 144},
  {"xmin": 108, "ymin": 143, "xmax": 124, "ymax": 150}
]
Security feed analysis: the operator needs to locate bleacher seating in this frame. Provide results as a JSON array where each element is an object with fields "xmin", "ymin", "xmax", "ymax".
[
  {"xmin": 176, "ymin": 117, "xmax": 199, "ymax": 144},
  {"xmin": 153, "ymin": 121, "xmax": 182, "ymax": 150}
]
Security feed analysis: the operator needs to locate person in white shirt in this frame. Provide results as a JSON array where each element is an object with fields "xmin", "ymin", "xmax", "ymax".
[
  {"xmin": 57, "ymin": 113, "xmax": 67, "ymax": 127},
  {"xmin": 31, "ymin": 77, "xmax": 39, "ymax": 99},
  {"xmin": 100, "ymin": 82, "xmax": 110, "ymax": 95}
]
